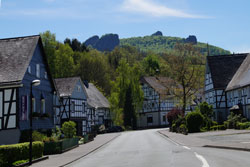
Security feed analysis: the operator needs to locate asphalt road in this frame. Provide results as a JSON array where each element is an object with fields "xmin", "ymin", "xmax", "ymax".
[{"xmin": 67, "ymin": 129, "xmax": 250, "ymax": 167}]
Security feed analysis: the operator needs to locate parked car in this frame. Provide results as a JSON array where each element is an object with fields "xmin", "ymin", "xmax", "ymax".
[{"xmin": 106, "ymin": 126, "xmax": 124, "ymax": 133}]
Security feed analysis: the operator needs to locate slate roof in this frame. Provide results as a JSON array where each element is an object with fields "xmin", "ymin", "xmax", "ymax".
[
  {"xmin": 84, "ymin": 83, "xmax": 110, "ymax": 109},
  {"xmin": 207, "ymin": 53, "xmax": 247, "ymax": 89},
  {"xmin": 0, "ymin": 35, "xmax": 40, "ymax": 85},
  {"xmin": 54, "ymin": 77, "xmax": 81, "ymax": 97},
  {"xmin": 226, "ymin": 54, "xmax": 250, "ymax": 91},
  {"xmin": 141, "ymin": 76, "xmax": 176, "ymax": 97}
]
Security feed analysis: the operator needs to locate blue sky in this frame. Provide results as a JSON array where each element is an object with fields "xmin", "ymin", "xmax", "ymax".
[{"xmin": 0, "ymin": 0, "xmax": 249, "ymax": 53}]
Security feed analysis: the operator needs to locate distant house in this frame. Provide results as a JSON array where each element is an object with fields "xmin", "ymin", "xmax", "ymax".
[
  {"xmin": 84, "ymin": 83, "xmax": 111, "ymax": 130},
  {"xmin": 0, "ymin": 35, "xmax": 56, "ymax": 145},
  {"xmin": 54, "ymin": 77, "xmax": 88, "ymax": 136},
  {"xmin": 226, "ymin": 54, "xmax": 250, "ymax": 119},
  {"xmin": 205, "ymin": 53, "xmax": 248, "ymax": 122},
  {"xmin": 138, "ymin": 77, "xmax": 180, "ymax": 128}
]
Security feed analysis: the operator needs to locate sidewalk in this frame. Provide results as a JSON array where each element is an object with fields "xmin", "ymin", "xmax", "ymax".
[
  {"xmin": 31, "ymin": 133, "xmax": 120, "ymax": 167},
  {"xmin": 159, "ymin": 129, "xmax": 250, "ymax": 151}
]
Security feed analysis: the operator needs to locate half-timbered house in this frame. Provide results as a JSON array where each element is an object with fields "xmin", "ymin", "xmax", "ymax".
[
  {"xmin": 205, "ymin": 53, "xmax": 247, "ymax": 122},
  {"xmin": 54, "ymin": 77, "xmax": 88, "ymax": 136},
  {"xmin": 0, "ymin": 35, "xmax": 55, "ymax": 145},
  {"xmin": 138, "ymin": 77, "xmax": 180, "ymax": 128},
  {"xmin": 226, "ymin": 54, "xmax": 250, "ymax": 119},
  {"xmin": 84, "ymin": 83, "xmax": 111, "ymax": 131}
]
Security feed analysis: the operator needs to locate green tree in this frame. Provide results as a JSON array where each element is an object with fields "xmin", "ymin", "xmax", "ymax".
[
  {"xmin": 109, "ymin": 59, "xmax": 143, "ymax": 128},
  {"xmin": 54, "ymin": 44, "xmax": 75, "ymax": 78},
  {"xmin": 75, "ymin": 50, "xmax": 112, "ymax": 94},
  {"xmin": 165, "ymin": 44, "xmax": 205, "ymax": 113},
  {"xmin": 142, "ymin": 54, "xmax": 160, "ymax": 76},
  {"xmin": 40, "ymin": 31, "xmax": 58, "ymax": 77}
]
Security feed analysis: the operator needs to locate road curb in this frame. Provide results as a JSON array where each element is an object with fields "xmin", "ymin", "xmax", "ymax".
[
  {"xmin": 60, "ymin": 134, "xmax": 121, "ymax": 167},
  {"xmin": 203, "ymin": 145, "xmax": 250, "ymax": 152},
  {"xmin": 158, "ymin": 130, "xmax": 250, "ymax": 152},
  {"xmin": 157, "ymin": 130, "xmax": 182, "ymax": 146}
]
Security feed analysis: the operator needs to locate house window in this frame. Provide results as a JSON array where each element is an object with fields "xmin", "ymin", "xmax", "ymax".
[
  {"xmin": 28, "ymin": 66, "xmax": 31, "ymax": 74},
  {"xmin": 32, "ymin": 98, "xmax": 36, "ymax": 113},
  {"xmin": 36, "ymin": 64, "xmax": 40, "ymax": 78},
  {"xmin": 44, "ymin": 72, "xmax": 48, "ymax": 79},
  {"xmin": 71, "ymin": 101, "xmax": 75, "ymax": 112},
  {"xmin": 162, "ymin": 115, "xmax": 166, "ymax": 122},
  {"xmin": 147, "ymin": 115, "xmax": 153, "ymax": 124},
  {"xmin": 41, "ymin": 99, "xmax": 45, "ymax": 114}
]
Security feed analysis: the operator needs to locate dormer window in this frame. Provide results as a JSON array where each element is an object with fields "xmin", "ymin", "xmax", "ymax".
[
  {"xmin": 28, "ymin": 66, "xmax": 31, "ymax": 74},
  {"xmin": 77, "ymin": 85, "xmax": 81, "ymax": 92},
  {"xmin": 36, "ymin": 64, "xmax": 40, "ymax": 78}
]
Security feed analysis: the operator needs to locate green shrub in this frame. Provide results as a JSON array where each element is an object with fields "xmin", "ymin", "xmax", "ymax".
[
  {"xmin": 237, "ymin": 122, "xmax": 250, "ymax": 130},
  {"xmin": 186, "ymin": 111, "xmax": 204, "ymax": 133},
  {"xmin": 79, "ymin": 138, "xmax": 85, "ymax": 144},
  {"xmin": 179, "ymin": 124, "xmax": 188, "ymax": 135},
  {"xmin": 0, "ymin": 141, "xmax": 43, "ymax": 167},
  {"xmin": 12, "ymin": 159, "xmax": 28, "ymax": 166},
  {"xmin": 210, "ymin": 125, "xmax": 226, "ymax": 131},
  {"xmin": 61, "ymin": 121, "xmax": 76, "ymax": 138},
  {"xmin": 32, "ymin": 131, "xmax": 47, "ymax": 142},
  {"xmin": 212, "ymin": 121, "xmax": 218, "ymax": 126},
  {"xmin": 171, "ymin": 123, "xmax": 177, "ymax": 132},
  {"xmin": 224, "ymin": 113, "xmax": 246, "ymax": 129}
]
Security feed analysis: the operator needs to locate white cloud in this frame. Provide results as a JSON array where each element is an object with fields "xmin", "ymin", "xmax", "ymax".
[
  {"xmin": 0, "ymin": 0, "xmax": 2, "ymax": 8},
  {"xmin": 121, "ymin": 0, "xmax": 207, "ymax": 18}
]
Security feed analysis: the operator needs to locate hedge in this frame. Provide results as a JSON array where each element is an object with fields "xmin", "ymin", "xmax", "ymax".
[{"xmin": 0, "ymin": 141, "xmax": 44, "ymax": 167}]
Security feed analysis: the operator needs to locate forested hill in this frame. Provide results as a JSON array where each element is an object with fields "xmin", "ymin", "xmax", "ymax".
[{"xmin": 120, "ymin": 34, "xmax": 230, "ymax": 56}]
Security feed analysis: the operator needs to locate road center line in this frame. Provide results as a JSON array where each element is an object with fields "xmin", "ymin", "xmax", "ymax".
[
  {"xmin": 194, "ymin": 152, "xmax": 210, "ymax": 167},
  {"xmin": 183, "ymin": 146, "xmax": 191, "ymax": 150}
]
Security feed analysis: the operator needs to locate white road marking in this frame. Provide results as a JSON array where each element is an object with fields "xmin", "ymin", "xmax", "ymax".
[
  {"xmin": 183, "ymin": 146, "xmax": 191, "ymax": 150},
  {"xmin": 241, "ymin": 142, "xmax": 250, "ymax": 144},
  {"xmin": 194, "ymin": 152, "xmax": 210, "ymax": 167}
]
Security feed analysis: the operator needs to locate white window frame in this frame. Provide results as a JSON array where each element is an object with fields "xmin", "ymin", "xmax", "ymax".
[
  {"xmin": 44, "ymin": 72, "xmax": 48, "ymax": 79},
  {"xmin": 36, "ymin": 64, "xmax": 40, "ymax": 78},
  {"xmin": 28, "ymin": 66, "xmax": 31, "ymax": 74}
]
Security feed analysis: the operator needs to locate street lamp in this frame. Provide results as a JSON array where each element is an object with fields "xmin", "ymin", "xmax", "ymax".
[{"xmin": 29, "ymin": 79, "xmax": 40, "ymax": 166}]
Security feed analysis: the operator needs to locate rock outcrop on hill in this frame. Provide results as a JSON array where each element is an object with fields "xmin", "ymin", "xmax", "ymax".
[
  {"xmin": 185, "ymin": 35, "xmax": 197, "ymax": 44},
  {"xmin": 84, "ymin": 35, "xmax": 99, "ymax": 47},
  {"xmin": 151, "ymin": 31, "xmax": 163, "ymax": 36},
  {"xmin": 84, "ymin": 34, "xmax": 119, "ymax": 52}
]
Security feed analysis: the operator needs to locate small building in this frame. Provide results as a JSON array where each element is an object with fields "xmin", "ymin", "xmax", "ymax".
[
  {"xmin": 205, "ymin": 53, "xmax": 248, "ymax": 122},
  {"xmin": 226, "ymin": 54, "xmax": 250, "ymax": 119},
  {"xmin": 84, "ymin": 83, "xmax": 111, "ymax": 130},
  {"xmin": 54, "ymin": 77, "xmax": 88, "ymax": 136},
  {"xmin": 138, "ymin": 77, "xmax": 180, "ymax": 128},
  {"xmin": 0, "ymin": 35, "xmax": 55, "ymax": 145}
]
